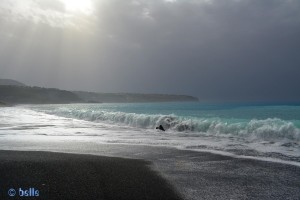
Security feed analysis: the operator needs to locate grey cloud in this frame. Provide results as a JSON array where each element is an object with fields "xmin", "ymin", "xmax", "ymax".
[
  {"xmin": 32, "ymin": 0, "xmax": 66, "ymax": 12},
  {"xmin": 0, "ymin": 0, "xmax": 300, "ymax": 102}
]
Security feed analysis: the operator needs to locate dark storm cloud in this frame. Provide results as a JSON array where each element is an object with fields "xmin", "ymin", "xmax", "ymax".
[{"xmin": 0, "ymin": 0, "xmax": 300, "ymax": 102}]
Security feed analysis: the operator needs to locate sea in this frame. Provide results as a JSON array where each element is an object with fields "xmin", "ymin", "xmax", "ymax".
[{"xmin": 1, "ymin": 102, "xmax": 300, "ymax": 165}]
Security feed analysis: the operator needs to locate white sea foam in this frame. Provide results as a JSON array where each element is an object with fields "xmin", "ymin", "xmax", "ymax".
[
  {"xmin": 34, "ymin": 107, "xmax": 300, "ymax": 142},
  {"xmin": 1, "ymin": 105, "xmax": 299, "ymax": 164}
]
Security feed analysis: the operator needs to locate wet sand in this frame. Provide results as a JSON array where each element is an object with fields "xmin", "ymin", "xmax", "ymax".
[
  {"xmin": 0, "ymin": 150, "xmax": 182, "ymax": 200},
  {"xmin": 0, "ymin": 139, "xmax": 300, "ymax": 200}
]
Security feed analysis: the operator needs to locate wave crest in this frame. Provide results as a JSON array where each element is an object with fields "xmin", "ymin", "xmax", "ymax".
[{"xmin": 41, "ymin": 108, "xmax": 300, "ymax": 141}]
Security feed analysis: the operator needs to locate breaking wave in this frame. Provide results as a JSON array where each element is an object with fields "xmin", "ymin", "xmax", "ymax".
[{"xmin": 39, "ymin": 108, "xmax": 300, "ymax": 142}]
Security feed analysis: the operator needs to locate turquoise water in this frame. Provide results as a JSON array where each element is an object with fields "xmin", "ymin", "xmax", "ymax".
[{"xmin": 29, "ymin": 102, "xmax": 300, "ymax": 142}]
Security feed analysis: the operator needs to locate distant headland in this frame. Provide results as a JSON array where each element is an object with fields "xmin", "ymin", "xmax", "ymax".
[{"xmin": 0, "ymin": 79, "xmax": 198, "ymax": 104}]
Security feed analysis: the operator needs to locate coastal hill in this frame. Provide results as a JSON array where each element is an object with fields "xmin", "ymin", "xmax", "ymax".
[
  {"xmin": 74, "ymin": 91, "xmax": 198, "ymax": 103},
  {"xmin": 0, "ymin": 85, "xmax": 83, "ymax": 104},
  {"xmin": 0, "ymin": 79, "xmax": 26, "ymax": 86},
  {"xmin": 0, "ymin": 79, "xmax": 198, "ymax": 104}
]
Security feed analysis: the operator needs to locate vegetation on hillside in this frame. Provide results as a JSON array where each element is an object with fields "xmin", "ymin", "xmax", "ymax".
[{"xmin": 0, "ymin": 85, "xmax": 83, "ymax": 104}]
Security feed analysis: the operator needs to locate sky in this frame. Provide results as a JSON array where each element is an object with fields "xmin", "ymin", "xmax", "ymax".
[{"xmin": 0, "ymin": 0, "xmax": 299, "ymax": 102}]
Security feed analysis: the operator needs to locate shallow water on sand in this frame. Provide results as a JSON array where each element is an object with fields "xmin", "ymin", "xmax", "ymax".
[{"xmin": 0, "ymin": 103, "xmax": 300, "ymax": 164}]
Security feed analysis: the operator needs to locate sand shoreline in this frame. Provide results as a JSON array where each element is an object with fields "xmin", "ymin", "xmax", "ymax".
[
  {"xmin": 0, "ymin": 141, "xmax": 300, "ymax": 199},
  {"xmin": 0, "ymin": 150, "xmax": 182, "ymax": 200}
]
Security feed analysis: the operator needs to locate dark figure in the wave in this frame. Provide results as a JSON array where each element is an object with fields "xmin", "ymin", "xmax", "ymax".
[{"xmin": 156, "ymin": 125, "xmax": 165, "ymax": 131}]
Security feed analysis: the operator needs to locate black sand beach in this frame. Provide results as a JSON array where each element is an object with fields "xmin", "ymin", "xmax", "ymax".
[
  {"xmin": 0, "ymin": 140, "xmax": 300, "ymax": 200},
  {"xmin": 0, "ymin": 150, "xmax": 182, "ymax": 200}
]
